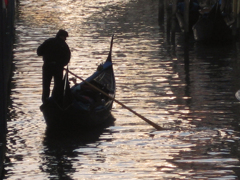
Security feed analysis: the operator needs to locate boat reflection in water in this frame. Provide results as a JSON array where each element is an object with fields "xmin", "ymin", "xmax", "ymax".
[{"xmin": 40, "ymin": 114, "xmax": 115, "ymax": 179}]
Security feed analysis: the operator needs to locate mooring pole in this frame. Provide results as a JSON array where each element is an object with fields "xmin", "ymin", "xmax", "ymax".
[
  {"xmin": 184, "ymin": 0, "xmax": 190, "ymax": 41},
  {"xmin": 164, "ymin": 0, "xmax": 171, "ymax": 42},
  {"xmin": 233, "ymin": 0, "xmax": 240, "ymax": 39},
  {"xmin": 238, "ymin": 0, "xmax": 240, "ymax": 40},
  {"xmin": 158, "ymin": 0, "xmax": 164, "ymax": 25},
  {"xmin": 184, "ymin": 0, "xmax": 189, "ymax": 33},
  {"xmin": 171, "ymin": 0, "xmax": 178, "ymax": 44}
]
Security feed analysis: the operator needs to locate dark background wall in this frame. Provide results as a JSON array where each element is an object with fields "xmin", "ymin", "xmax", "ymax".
[{"xmin": 0, "ymin": 0, "xmax": 16, "ymax": 177}]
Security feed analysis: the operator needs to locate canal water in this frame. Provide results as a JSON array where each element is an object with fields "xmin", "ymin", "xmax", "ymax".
[{"xmin": 3, "ymin": 0, "xmax": 240, "ymax": 179}]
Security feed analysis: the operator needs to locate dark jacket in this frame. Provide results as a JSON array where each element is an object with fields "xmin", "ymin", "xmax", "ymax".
[{"xmin": 37, "ymin": 37, "xmax": 71, "ymax": 66}]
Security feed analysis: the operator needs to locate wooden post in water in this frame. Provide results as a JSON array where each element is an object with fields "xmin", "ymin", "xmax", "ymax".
[
  {"xmin": 184, "ymin": 0, "xmax": 189, "ymax": 40},
  {"xmin": 164, "ymin": 0, "xmax": 171, "ymax": 42},
  {"xmin": 237, "ymin": 0, "xmax": 240, "ymax": 40},
  {"xmin": 233, "ymin": 0, "xmax": 240, "ymax": 39},
  {"xmin": 232, "ymin": 0, "xmax": 237, "ymax": 36},
  {"xmin": 171, "ymin": 0, "xmax": 178, "ymax": 44},
  {"xmin": 158, "ymin": 0, "xmax": 164, "ymax": 25}
]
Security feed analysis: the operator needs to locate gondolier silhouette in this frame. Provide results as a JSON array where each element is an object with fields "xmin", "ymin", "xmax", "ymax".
[{"xmin": 37, "ymin": 29, "xmax": 71, "ymax": 103}]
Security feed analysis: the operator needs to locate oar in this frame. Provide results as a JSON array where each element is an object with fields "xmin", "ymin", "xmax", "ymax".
[{"xmin": 64, "ymin": 68, "xmax": 164, "ymax": 131}]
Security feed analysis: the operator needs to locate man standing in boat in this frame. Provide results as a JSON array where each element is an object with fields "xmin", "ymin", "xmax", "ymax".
[{"xmin": 37, "ymin": 29, "xmax": 71, "ymax": 103}]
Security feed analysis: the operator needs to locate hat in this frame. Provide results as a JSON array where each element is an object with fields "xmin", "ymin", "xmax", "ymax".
[{"xmin": 56, "ymin": 29, "xmax": 69, "ymax": 38}]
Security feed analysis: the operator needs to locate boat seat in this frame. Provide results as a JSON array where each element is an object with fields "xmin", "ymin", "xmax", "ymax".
[{"xmin": 75, "ymin": 94, "xmax": 94, "ymax": 104}]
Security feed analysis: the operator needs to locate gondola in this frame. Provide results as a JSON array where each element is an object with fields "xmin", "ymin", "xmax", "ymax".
[
  {"xmin": 40, "ymin": 36, "xmax": 115, "ymax": 129},
  {"xmin": 192, "ymin": 1, "xmax": 233, "ymax": 43},
  {"xmin": 176, "ymin": 0, "xmax": 200, "ymax": 33}
]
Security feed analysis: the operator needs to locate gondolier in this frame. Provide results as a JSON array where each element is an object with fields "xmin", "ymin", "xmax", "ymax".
[{"xmin": 37, "ymin": 29, "xmax": 71, "ymax": 103}]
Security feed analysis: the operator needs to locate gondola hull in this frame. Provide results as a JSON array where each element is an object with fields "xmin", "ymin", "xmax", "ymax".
[
  {"xmin": 192, "ymin": 2, "xmax": 233, "ymax": 43},
  {"xmin": 41, "ymin": 98, "xmax": 113, "ymax": 129}
]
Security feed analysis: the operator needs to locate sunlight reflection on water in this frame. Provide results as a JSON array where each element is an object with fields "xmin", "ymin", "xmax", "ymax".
[{"xmin": 4, "ymin": 0, "xmax": 240, "ymax": 179}]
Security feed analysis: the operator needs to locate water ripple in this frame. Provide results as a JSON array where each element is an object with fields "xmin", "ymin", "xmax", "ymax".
[{"xmin": 4, "ymin": 0, "xmax": 240, "ymax": 179}]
